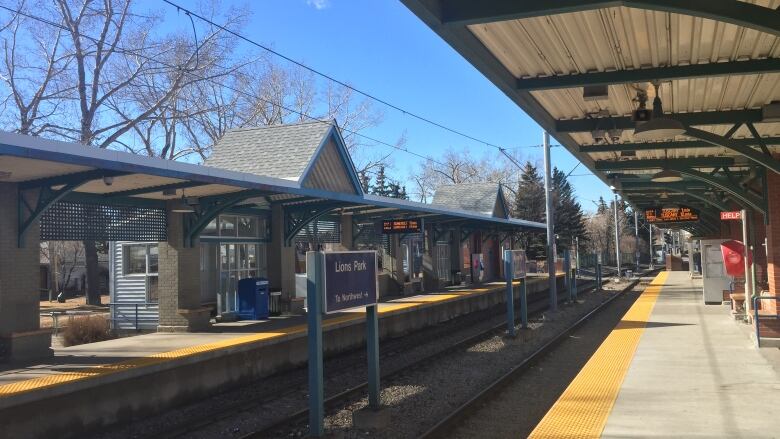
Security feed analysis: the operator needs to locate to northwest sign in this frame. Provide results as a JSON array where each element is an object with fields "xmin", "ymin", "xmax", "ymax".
[
  {"xmin": 720, "ymin": 211, "xmax": 743, "ymax": 221},
  {"xmin": 323, "ymin": 251, "xmax": 378, "ymax": 314},
  {"xmin": 509, "ymin": 250, "xmax": 527, "ymax": 280},
  {"xmin": 382, "ymin": 218, "xmax": 422, "ymax": 234},
  {"xmin": 645, "ymin": 206, "xmax": 699, "ymax": 223}
]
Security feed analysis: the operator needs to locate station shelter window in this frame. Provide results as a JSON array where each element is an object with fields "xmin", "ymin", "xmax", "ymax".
[
  {"xmin": 122, "ymin": 243, "xmax": 159, "ymax": 303},
  {"xmin": 200, "ymin": 214, "xmax": 269, "ymax": 314}
]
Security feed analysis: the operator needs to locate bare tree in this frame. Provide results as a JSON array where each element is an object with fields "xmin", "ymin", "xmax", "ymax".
[
  {"xmin": 0, "ymin": 1, "xmax": 74, "ymax": 136},
  {"xmin": 409, "ymin": 147, "xmax": 521, "ymax": 202}
]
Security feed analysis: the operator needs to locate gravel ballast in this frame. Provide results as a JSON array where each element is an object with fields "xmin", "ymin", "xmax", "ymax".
[{"xmin": 272, "ymin": 277, "xmax": 645, "ymax": 438}]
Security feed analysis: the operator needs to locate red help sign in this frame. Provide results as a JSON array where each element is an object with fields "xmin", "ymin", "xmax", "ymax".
[
  {"xmin": 720, "ymin": 240, "xmax": 751, "ymax": 277},
  {"xmin": 720, "ymin": 211, "xmax": 742, "ymax": 220}
]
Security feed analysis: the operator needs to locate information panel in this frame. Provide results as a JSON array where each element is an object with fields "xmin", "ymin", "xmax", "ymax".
[
  {"xmin": 720, "ymin": 211, "xmax": 743, "ymax": 221},
  {"xmin": 382, "ymin": 218, "xmax": 422, "ymax": 234},
  {"xmin": 508, "ymin": 249, "xmax": 527, "ymax": 279},
  {"xmin": 323, "ymin": 251, "xmax": 378, "ymax": 314},
  {"xmin": 645, "ymin": 206, "xmax": 699, "ymax": 223}
]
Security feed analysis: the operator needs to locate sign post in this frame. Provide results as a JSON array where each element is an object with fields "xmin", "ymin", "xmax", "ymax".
[
  {"xmin": 307, "ymin": 250, "xmax": 380, "ymax": 436},
  {"xmin": 504, "ymin": 249, "xmax": 528, "ymax": 334},
  {"xmin": 563, "ymin": 249, "xmax": 572, "ymax": 302},
  {"xmin": 504, "ymin": 250, "xmax": 515, "ymax": 337},
  {"xmin": 721, "ymin": 210, "xmax": 753, "ymax": 315},
  {"xmin": 306, "ymin": 251, "xmax": 325, "ymax": 437}
]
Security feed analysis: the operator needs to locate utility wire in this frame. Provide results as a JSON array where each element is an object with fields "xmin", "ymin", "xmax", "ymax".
[
  {"xmin": 0, "ymin": 4, "xmax": 450, "ymax": 168},
  {"xmin": 161, "ymin": 0, "xmax": 560, "ymax": 153}
]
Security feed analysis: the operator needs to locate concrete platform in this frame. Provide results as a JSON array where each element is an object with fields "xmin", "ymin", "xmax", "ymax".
[
  {"xmin": 602, "ymin": 272, "xmax": 780, "ymax": 438},
  {"xmin": 531, "ymin": 271, "xmax": 780, "ymax": 438},
  {"xmin": 0, "ymin": 274, "xmax": 575, "ymax": 438}
]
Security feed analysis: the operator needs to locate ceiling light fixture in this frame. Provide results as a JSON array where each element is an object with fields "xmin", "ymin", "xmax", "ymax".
[
  {"xmin": 651, "ymin": 149, "xmax": 684, "ymax": 183},
  {"xmin": 102, "ymin": 175, "xmax": 114, "ymax": 186},
  {"xmin": 170, "ymin": 191, "xmax": 195, "ymax": 213},
  {"xmin": 633, "ymin": 82, "xmax": 685, "ymax": 141},
  {"xmin": 651, "ymin": 169, "xmax": 684, "ymax": 183}
]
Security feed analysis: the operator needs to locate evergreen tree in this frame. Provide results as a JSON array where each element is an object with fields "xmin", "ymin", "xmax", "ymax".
[
  {"xmin": 513, "ymin": 161, "xmax": 546, "ymax": 258},
  {"xmin": 551, "ymin": 167, "xmax": 588, "ymax": 251},
  {"xmin": 358, "ymin": 171, "xmax": 371, "ymax": 193},
  {"xmin": 373, "ymin": 165, "xmax": 389, "ymax": 197}
]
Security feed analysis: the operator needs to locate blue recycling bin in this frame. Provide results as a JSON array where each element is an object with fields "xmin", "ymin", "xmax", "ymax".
[{"xmin": 237, "ymin": 277, "xmax": 270, "ymax": 320}]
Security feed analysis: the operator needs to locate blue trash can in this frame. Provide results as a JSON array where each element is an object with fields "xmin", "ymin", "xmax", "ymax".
[{"xmin": 237, "ymin": 277, "xmax": 270, "ymax": 320}]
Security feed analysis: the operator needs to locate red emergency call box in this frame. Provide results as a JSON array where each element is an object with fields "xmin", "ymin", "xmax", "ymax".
[{"xmin": 720, "ymin": 240, "xmax": 750, "ymax": 277}]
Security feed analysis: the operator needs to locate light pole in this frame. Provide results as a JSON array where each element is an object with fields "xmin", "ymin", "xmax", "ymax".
[
  {"xmin": 543, "ymin": 132, "xmax": 556, "ymax": 311},
  {"xmin": 634, "ymin": 210, "xmax": 640, "ymax": 272},
  {"xmin": 613, "ymin": 192, "xmax": 621, "ymax": 278}
]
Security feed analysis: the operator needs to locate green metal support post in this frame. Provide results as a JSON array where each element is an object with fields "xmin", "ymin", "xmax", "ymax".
[
  {"xmin": 504, "ymin": 249, "xmax": 516, "ymax": 337},
  {"xmin": 306, "ymin": 251, "xmax": 324, "ymax": 437},
  {"xmin": 366, "ymin": 304, "xmax": 380, "ymax": 408}
]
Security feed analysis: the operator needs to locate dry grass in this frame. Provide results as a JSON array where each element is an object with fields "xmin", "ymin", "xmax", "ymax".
[{"xmin": 61, "ymin": 315, "xmax": 115, "ymax": 347}]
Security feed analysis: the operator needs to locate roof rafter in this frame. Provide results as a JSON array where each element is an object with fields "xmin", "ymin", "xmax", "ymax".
[
  {"xmin": 595, "ymin": 157, "xmax": 735, "ymax": 171},
  {"xmin": 580, "ymin": 137, "xmax": 780, "ymax": 153},
  {"xmin": 516, "ymin": 59, "xmax": 780, "ymax": 91},
  {"xmin": 556, "ymin": 109, "xmax": 763, "ymax": 132},
  {"xmin": 439, "ymin": 0, "xmax": 780, "ymax": 37}
]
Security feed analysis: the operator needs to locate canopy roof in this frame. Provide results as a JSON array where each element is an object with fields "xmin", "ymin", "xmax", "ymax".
[
  {"xmin": 0, "ymin": 127, "xmax": 544, "ymax": 246},
  {"xmin": 403, "ymin": 0, "xmax": 780, "ymax": 235}
]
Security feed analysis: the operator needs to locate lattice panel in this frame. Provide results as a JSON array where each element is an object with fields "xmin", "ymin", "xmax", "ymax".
[
  {"xmin": 40, "ymin": 201, "xmax": 167, "ymax": 241},
  {"xmin": 295, "ymin": 219, "xmax": 341, "ymax": 244}
]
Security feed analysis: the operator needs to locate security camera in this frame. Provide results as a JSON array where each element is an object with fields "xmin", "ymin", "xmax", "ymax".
[
  {"xmin": 591, "ymin": 129, "xmax": 606, "ymax": 144},
  {"xmin": 102, "ymin": 176, "xmax": 114, "ymax": 186}
]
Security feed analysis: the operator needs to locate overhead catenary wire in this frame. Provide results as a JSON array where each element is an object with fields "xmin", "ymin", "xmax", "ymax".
[
  {"xmin": 0, "ymin": 4, "xmax": 453, "ymax": 168},
  {"xmin": 160, "ymin": 0, "xmax": 561, "ymax": 153}
]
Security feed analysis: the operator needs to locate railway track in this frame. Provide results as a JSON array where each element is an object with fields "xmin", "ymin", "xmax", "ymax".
[
  {"xmin": 110, "ymin": 269, "xmax": 621, "ymax": 439},
  {"xmin": 235, "ymin": 271, "xmax": 625, "ymax": 439},
  {"xmin": 418, "ymin": 271, "xmax": 657, "ymax": 439}
]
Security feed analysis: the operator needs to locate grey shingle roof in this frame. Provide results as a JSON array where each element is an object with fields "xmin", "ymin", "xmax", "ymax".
[
  {"xmin": 205, "ymin": 121, "xmax": 333, "ymax": 181},
  {"xmin": 431, "ymin": 182, "xmax": 505, "ymax": 216}
]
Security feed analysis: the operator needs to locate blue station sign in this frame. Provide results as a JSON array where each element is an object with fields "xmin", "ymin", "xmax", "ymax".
[{"xmin": 322, "ymin": 251, "xmax": 378, "ymax": 314}]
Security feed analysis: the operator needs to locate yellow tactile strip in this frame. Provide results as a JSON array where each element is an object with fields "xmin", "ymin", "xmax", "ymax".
[
  {"xmin": 529, "ymin": 271, "xmax": 668, "ymax": 439},
  {"xmin": 0, "ymin": 281, "xmax": 518, "ymax": 398}
]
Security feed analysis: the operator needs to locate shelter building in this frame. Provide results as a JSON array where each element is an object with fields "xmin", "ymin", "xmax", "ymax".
[{"xmin": 0, "ymin": 122, "xmax": 544, "ymax": 361}]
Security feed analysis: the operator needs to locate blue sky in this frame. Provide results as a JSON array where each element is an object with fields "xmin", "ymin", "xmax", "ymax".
[{"xmin": 158, "ymin": 0, "xmax": 614, "ymax": 211}]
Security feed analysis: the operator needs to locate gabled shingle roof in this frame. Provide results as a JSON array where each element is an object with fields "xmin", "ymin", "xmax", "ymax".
[
  {"xmin": 205, "ymin": 121, "xmax": 333, "ymax": 181},
  {"xmin": 431, "ymin": 182, "xmax": 508, "ymax": 217}
]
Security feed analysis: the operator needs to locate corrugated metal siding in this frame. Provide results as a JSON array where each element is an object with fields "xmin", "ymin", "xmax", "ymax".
[
  {"xmin": 110, "ymin": 242, "xmax": 159, "ymax": 330},
  {"xmin": 467, "ymin": 2, "xmax": 780, "ymax": 153},
  {"xmin": 302, "ymin": 139, "xmax": 358, "ymax": 194}
]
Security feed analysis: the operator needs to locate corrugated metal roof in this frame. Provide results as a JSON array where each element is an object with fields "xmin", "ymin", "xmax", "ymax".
[
  {"xmin": 466, "ymin": 2, "xmax": 780, "ymax": 155},
  {"xmin": 205, "ymin": 121, "xmax": 333, "ymax": 181}
]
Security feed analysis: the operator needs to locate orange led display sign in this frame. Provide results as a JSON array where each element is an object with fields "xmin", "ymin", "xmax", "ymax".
[
  {"xmin": 382, "ymin": 218, "xmax": 422, "ymax": 234},
  {"xmin": 645, "ymin": 206, "xmax": 700, "ymax": 223}
]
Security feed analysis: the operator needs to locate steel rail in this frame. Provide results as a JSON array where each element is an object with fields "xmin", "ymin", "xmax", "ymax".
[{"xmin": 418, "ymin": 269, "xmax": 658, "ymax": 439}]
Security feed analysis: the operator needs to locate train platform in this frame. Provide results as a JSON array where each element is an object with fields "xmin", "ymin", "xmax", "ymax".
[
  {"xmin": 530, "ymin": 271, "xmax": 780, "ymax": 438},
  {"xmin": 0, "ymin": 274, "xmax": 573, "ymax": 438}
]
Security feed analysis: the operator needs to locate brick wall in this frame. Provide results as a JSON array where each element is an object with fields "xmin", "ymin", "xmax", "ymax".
[
  {"xmin": 157, "ymin": 206, "xmax": 201, "ymax": 328},
  {"xmin": 765, "ymin": 171, "xmax": 780, "ymax": 314},
  {"xmin": 0, "ymin": 183, "xmax": 41, "ymax": 335}
]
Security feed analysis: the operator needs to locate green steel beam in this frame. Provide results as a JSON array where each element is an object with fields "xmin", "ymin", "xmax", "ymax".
[
  {"xmin": 62, "ymin": 192, "xmax": 167, "ymax": 208},
  {"xmin": 595, "ymin": 157, "xmax": 735, "ymax": 171},
  {"xmin": 580, "ymin": 137, "xmax": 780, "ymax": 153},
  {"xmin": 685, "ymin": 127, "xmax": 780, "ymax": 175},
  {"xmin": 556, "ymin": 109, "xmax": 763, "ymax": 133},
  {"xmin": 18, "ymin": 169, "xmax": 128, "ymax": 190},
  {"xmin": 439, "ymin": 0, "xmax": 780, "ymax": 37},
  {"xmin": 620, "ymin": 185, "xmax": 730, "ymax": 211},
  {"xmin": 102, "ymin": 181, "xmax": 208, "ymax": 198},
  {"xmin": 666, "ymin": 166, "xmax": 766, "ymax": 215},
  {"xmin": 185, "ymin": 190, "xmax": 275, "ymax": 247},
  {"xmin": 516, "ymin": 59, "xmax": 780, "ymax": 91}
]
